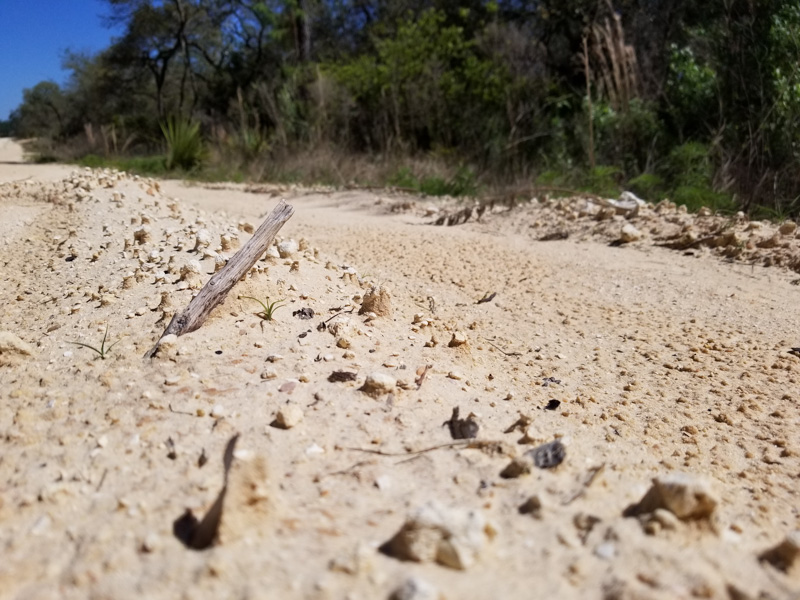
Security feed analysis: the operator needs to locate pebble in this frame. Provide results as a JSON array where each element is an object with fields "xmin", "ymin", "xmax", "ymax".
[
  {"xmin": 630, "ymin": 473, "xmax": 718, "ymax": 520},
  {"xmin": 210, "ymin": 404, "xmax": 226, "ymax": 418},
  {"xmin": 759, "ymin": 530, "xmax": 800, "ymax": 573},
  {"xmin": 384, "ymin": 501, "xmax": 491, "ymax": 570},
  {"xmin": 305, "ymin": 443, "xmax": 325, "ymax": 456},
  {"xmin": 447, "ymin": 371, "xmax": 465, "ymax": 380},
  {"xmin": 779, "ymin": 221, "xmax": 797, "ymax": 236},
  {"xmin": 448, "ymin": 331, "xmax": 468, "ymax": 347},
  {"xmin": 388, "ymin": 577, "xmax": 440, "ymax": 600},
  {"xmin": 518, "ymin": 495, "xmax": 543, "ymax": 518},
  {"xmin": 359, "ymin": 285, "xmax": 392, "ymax": 317},
  {"xmin": 261, "ymin": 368, "xmax": 278, "ymax": 380},
  {"xmin": 276, "ymin": 405, "xmax": 304, "ymax": 429},
  {"xmin": 164, "ymin": 375, "xmax": 181, "ymax": 386},
  {"xmin": 361, "ymin": 372, "xmax": 397, "ymax": 396},
  {"xmin": 594, "ymin": 542, "xmax": 617, "ymax": 560},
  {"xmin": 619, "ymin": 223, "xmax": 643, "ymax": 243},
  {"xmin": 278, "ymin": 379, "xmax": 298, "ymax": 394},
  {"xmin": 277, "ymin": 239, "xmax": 299, "ymax": 258}
]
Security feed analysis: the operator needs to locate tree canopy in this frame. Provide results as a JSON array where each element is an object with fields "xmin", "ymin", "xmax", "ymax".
[{"xmin": 10, "ymin": 0, "xmax": 800, "ymax": 214}]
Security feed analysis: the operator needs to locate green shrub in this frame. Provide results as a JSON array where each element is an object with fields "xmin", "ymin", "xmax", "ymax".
[
  {"xmin": 672, "ymin": 185, "xmax": 736, "ymax": 213},
  {"xmin": 627, "ymin": 173, "xmax": 665, "ymax": 200},
  {"xmin": 78, "ymin": 154, "xmax": 167, "ymax": 175},
  {"xmin": 388, "ymin": 167, "xmax": 418, "ymax": 189},
  {"xmin": 160, "ymin": 116, "xmax": 204, "ymax": 171},
  {"xmin": 664, "ymin": 142, "xmax": 711, "ymax": 188},
  {"xmin": 388, "ymin": 165, "xmax": 478, "ymax": 197},
  {"xmin": 584, "ymin": 165, "xmax": 622, "ymax": 197}
]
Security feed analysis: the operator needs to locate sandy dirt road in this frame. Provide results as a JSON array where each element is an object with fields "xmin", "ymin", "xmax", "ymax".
[{"xmin": 1, "ymin": 138, "xmax": 799, "ymax": 599}]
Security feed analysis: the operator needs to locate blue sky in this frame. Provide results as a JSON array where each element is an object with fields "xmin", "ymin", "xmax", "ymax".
[{"xmin": 0, "ymin": 0, "xmax": 123, "ymax": 120}]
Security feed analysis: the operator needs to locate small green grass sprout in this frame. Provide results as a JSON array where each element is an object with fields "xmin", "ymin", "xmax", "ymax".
[
  {"xmin": 69, "ymin": 325, "xmax": 124, "ymax": 360},
  {"xmin": 240, "ymin": 296, "xmax": 286, "ymax": 321}
]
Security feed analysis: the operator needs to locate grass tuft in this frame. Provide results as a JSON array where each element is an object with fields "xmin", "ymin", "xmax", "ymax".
[
  {"xmin": 68, "ymin": 325, "xmax": 123, "ymax": 360},
  {"xmin": 240, "ymin": 296, "xmax": 286, "ymax": 321}
]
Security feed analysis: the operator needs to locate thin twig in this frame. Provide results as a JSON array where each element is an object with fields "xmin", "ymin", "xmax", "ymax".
[
  {"xmin": 342, "ymin": 441, "xmax": 470, "ymax": 457},
  {"xmin": 169, "ymin": 403, "xmax": 194, "ymax": 416},
  {"xmin": 562, "ymin": 463, "xmax": 606, "ymax": 505},
  {"xmin": 483, "ymin": 338, "xmax": 523, "ymax": 356},
  {"xmin": 324, "ymin": 308, "xmax": 354, "ymax": 324}
]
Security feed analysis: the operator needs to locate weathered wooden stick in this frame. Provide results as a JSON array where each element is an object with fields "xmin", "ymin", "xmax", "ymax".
[{"xmin": 145, "ymin": 199, "xmax": 294, "ymax": 358}]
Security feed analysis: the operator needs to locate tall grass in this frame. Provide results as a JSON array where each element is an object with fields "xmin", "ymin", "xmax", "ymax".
[{"xmin": 160, "ymin": 116, "xmax": 204, "ymax": 171}]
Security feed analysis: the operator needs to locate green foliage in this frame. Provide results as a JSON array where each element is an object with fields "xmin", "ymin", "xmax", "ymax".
[
  {"xmin": 583, "ymin": 166, "xmax": 622, "ymax": 197},
  {"xmin": 664, "ymin": 142, "xmax": 712, "ymax": 189},
  {"xmin": 69, "ymin": 325, "xmax": 123, "ymax": 360},
  {"xmin": 241, "ymin": 296, "xmax": 285, "ymax": 322},
  {"xmin": 627, "ymin": 173, "xmax": 665, "ymax": 200},
  {"xmin": 160, "ymin": 116, "xmax": 204, "ymax": 171},
  {"xmin": 672, "ymin": 186, "xmax": 736, "ymax": 214},
  {"xmin": 79, "ymin": 154, "xmax": 167, "ymax": 175},
  {"xmin": 326, "ymin": 9, "xmax": 507, "ymax": 152},
  {"xmin": 592, "ymin": 99, "xmax": 663, "ymax": 175},
  {"xmin": 388, "ymin": 165, "xmax": 478, "ymax": 197},
  {"xmin": 665, "ymin": 44, "xmax": 717, "ymax": 139}
]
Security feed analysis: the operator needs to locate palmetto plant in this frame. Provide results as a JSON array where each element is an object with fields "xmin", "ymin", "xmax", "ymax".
[{"xmin": 160, "ymin": 116, "xmax": 204, "ymax": 171}]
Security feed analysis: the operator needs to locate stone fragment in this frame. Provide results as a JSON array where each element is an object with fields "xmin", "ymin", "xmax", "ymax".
[
  {"xmin": 756, "ymin": 233, "xmax": 781, "ymax": 249},
  {"xmin": 779, "ymin": 221, "xmax": 797, "ymax": 236},
  {"xmin": 359, "ymin": 285, "xmax": 392, "ymax": 317},
  {"xmin": 629, "ymin": 473, "xmax": 718, "ymax": 521},
  {"xmin": 361, "ymin": 372, "xmax": 396, "ymax": 396},
  {"xmin": 759, "ymin": 530, "xmax": 800, "ymax": 575},
  {"xmin": 277, "ymin": 239, "xmax": 298, "ymax": 258},
  {"xmin": 385, "ymin": 501, "xmax": 492, "ymax": 570},
  {"xmin": 133, "ymin": 227, "xmax": 151, "ymax": 244},
  {"xmin": 448, "ymin": 331, "xmax": 468, "ymax": 347},
  {"xmin": 619, "ymin": 223, "xmax": 642, "ymax": 243},
  {"xmin": 518, "ymin": 495, "xmax": 543, "ymax": 518},
  {"xmin": 501, "ymin": 440, "xmax": 566, "ymax": 478},
  {"xmin": 193, "ymin": 228, "xmax": 213, "ymax": 251},
  {"xmin": 275, "ymin": 404, "xmax": 304, "ymax": 429},
  {"xmin": 389, "ymin": 576, "xmax": 440, "ymax": 600}
]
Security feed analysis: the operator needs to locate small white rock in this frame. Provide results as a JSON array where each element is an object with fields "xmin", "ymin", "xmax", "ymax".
[
  {"xmin": 389, "ymin": 577, "xmax": 440, "ymax": 600},
  {"xmin": 277, "ymin": 239, "xmax": 299, "ymax": 258},
  {"xmin": 619, "ymin": 223, "xmax": 643, "ymax": 243},
  {"xmin": 276, "ymin": 405, "xmax": 304, "ymax": 429},
  {"xmin": 361, "ymin": 372, "xmax": 397, "ymax": 396},
  {"xmin": 448, "ymin": 331, "xmax": 468, "ymax": 347}
]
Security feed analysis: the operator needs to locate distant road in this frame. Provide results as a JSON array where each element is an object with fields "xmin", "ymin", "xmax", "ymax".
[{"xmin": 0, "ymin": 138, "xmax": 74, "ymax": 183}]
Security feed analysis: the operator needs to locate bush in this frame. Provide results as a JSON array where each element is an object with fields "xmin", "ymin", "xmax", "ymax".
[
  {"xmin": 627, "ymin": 173, "xmax": 665, "ymax": 200},
  {"xmin": 160, "ymin": 116, "xmax": 204, "ymax": 171},
  {"xmin": 584, "ymin": 165, "xmax": 622, "ymax": 197},
  {"xmin": 388, "ymin": 165, "xmax": 478, "ymax": 197},
  {"xmin": 672, "ymin": 185, "xmax": 736, "ymax": 213}
]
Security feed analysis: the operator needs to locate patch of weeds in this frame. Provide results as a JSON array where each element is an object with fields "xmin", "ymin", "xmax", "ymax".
[
  {"xmin": 583, "ymin": 165, "xmax": 622, "ymax": 197},
  {"xmin": 68, "ymin": 325, "xmax": 123, "ymax": 360},
  {"xmin": 388, "ymin": 165, "xmax": 479, "ymax": 197},
  {"xmin": 672, "ymin": 185, "xmax": 736, "ymax": 214},
  {"xmin": 78, "ymin": 154, "xmax": 167, "ymax": 176},
  {"xmin": 240, "ymin": 296, "xmax": 285, "ymax": 321},
  {"xmin": 388, "ymin": 167, "xmax": 419, "ymax": 189},
  {"xmin": 627, "ymin": 173, "xmax": 665, "ymax": 200}
]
